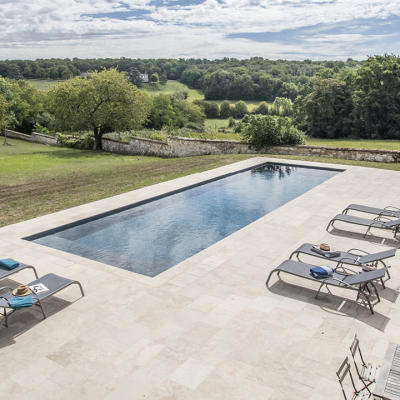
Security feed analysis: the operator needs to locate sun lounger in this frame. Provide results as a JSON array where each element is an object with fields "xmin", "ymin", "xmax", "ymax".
[
  {"xmin": 0, "ymin": 261, "xmax": 38, "ymax": 281},
  {"xmin": 290, "ymin": 243, "xmax": 395, "ymax": 280},
  {"xmin": 343, "ymin": 203, "xmax": 400, "ymax": 218},
  {"xmin": 0, "ymin": 273, "xmax": 84, "ymax": 327},
  {"xmin": 326, "ymin": 214, "xmax": 400, "ymax": 238},
  {"xmin": 266, "ymin": 259, "xmax": 387, "ymax": 314}
]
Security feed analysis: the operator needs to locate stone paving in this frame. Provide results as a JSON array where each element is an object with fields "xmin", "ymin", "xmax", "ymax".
[{"xmin": 0, "ymin": 157, "xmax": 399, "ymax": 399}]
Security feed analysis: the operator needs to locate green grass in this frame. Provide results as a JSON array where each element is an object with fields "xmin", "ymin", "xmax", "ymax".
[
  {"xmin": 26, "ymin": 79, "xmax": 63, "ymax": 90},
  {"xmin": 0, "ymin": 138, "xmax": 251, "ymax": 227},
  {"xmin": 306, "ymin": 138, "xmax": 400, "ymax": 151},
  {"xmin": 2, "ymin": 137, "xmax": 399, "ymax": 227},
  {"xmin": 105, "ymin": 129, "xmax": 241, "ymax": 142},
  {"xmin": 142, "ymin": 80, "xmax": 204, "ymax": 102}
]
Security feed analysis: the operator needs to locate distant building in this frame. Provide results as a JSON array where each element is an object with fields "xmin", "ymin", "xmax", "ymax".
[{"xmin": 139, "ymin": 73, "xmax": 149, "ymax": 83}]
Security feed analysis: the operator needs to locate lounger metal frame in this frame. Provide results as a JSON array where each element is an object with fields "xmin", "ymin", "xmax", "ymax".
[
  {"xmin": 343, "ymin": 204, "xmax": 400, "ymax": 218},
  {"xmin": 0, "ymin": 273, "xmax": 84, "ymax": 328},
  {"xmin": 326, "ymin": 214, "xmax": 400, "ymax": 239},
  {"xmin": 266, "ymin": 260, "xmax": 386, "ymax": 314},
  {"xmin": 290, "ymin": 244, "xmax": 394, "ymax": 281},
  {"xmin": 0, "ymin": 262, "xmax": 38, "ymax": 281}
]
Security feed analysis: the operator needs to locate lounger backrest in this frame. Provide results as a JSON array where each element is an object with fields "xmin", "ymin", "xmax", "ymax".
[
  {"xmin": 359, "ymin": 248, "xmax": 396, "ymax": 264},
  {"xmin": 344, "ymin": 267, "xmax": 386, "ymax": 285}
]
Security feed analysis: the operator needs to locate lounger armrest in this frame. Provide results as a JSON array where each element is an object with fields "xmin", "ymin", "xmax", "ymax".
[
  {"xmin": 328, "ymin": 277, "xmax": 353, "ymax": 288},
  {"xmin": 338, "ymin": 257, "xmax": 362, "ymax": 266},
  {"xmin": 346, "ymin": 248, "xmax": 369, "ymax": 256},
  {"xmin": 335, "ymin": 265, "xmax": 359, "ymax": 274},
  {"xmin": 0, "ymin": 287, "xmax": 12, "ymax": 293}
]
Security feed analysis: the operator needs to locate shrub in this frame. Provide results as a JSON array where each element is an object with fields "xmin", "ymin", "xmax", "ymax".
[
  {"xmin": 220, "ymin": 101, "xmax": 231, "ymax": 118},
  {"xmin": 241, "ymin": 115, "xmax": 305, "ymax": 149},
  {"xmin": 232, "ymin": 101, "xmax": 248, "ymax": 118},
  {"xmin": 56, "ymin": 132, "xmax": 94, "ymax": 149},
  {"xmin": 33, "ymin": 122, "xmax": 52, "ymax": 136},
  {"xmin": 254, "ymin": 102, "xmax": 269, "ymax": 115}
]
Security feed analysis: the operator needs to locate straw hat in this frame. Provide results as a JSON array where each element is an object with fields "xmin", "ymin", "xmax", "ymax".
[
  {"xmin": 12, "ymin": 285, "xmax": 32, "ymax": 297},
  {"xmin": 320, "ymin": 243, "xmax": 331, "ymax": 251}
]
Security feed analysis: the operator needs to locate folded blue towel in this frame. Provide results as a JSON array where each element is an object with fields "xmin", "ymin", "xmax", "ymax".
[
  {"xmin": 8, "ymin": 295, "xmax": 33, "ymax": 309},
  {"xmin": 0, "ymin": 258, "xmax": 19, "ymax": 270},
  {"xmin": 310, "ymin": 266, "xmax": 334, "ymax": 279}
]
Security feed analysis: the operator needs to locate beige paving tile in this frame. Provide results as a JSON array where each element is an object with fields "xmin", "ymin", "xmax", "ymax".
[{"xmin": 1, "ymin": 157, "xmax": 400, "ymax": 399}]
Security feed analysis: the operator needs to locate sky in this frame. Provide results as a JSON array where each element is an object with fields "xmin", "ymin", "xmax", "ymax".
[{"xmin": 0, "ymin": 0, "xmax": 399, "ymax": 60}]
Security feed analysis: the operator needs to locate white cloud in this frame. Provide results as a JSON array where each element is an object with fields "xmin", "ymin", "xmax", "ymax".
[{"xmin": 0, "ymin": 0, "xmax": 399, "ymax": 59}]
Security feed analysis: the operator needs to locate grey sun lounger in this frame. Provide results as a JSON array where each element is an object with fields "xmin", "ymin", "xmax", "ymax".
[
  {"xmin": 0, "ymin": 273, "xmax": 84, "ymax": 327},
  {"xmin": 327, "ymin": 214, "xmax": 400, "ymax": 238},
  {"xmin": 0, "ymin": 261, "xmax": 38, "ymax": 281},
  {"xmin": 343, "ymin": 203, "xmax": 400, "ymax": 218},
  {"xmin": 290, "ymin": 243, "xmax": 396, "ymax": 280},
  {"xmin": 266, "ymin": 259, "xmax": 387, "ymax": 313}
]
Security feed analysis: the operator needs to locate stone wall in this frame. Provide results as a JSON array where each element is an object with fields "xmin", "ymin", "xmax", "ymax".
[
  {"xmin": 102, "ymin": 135, "xmax": 400, "ymax": 163},
  {"xmin": 4, "ymin": 129, "xmax": 58, "ymax": 146},
  {"xmin": 270, "ymin": 144, "xmax": 400, "ymax": 163},
  {"xmin": 3, "ymin": 129, "xmax": 400, "ymax": 163}
]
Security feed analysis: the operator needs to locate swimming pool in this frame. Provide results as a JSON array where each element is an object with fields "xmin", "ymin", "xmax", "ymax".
[{"xmin": 27, "ymin": 163, "xmax": 340, "ymax": 277}]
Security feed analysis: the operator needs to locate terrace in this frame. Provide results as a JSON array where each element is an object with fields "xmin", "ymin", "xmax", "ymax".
[{"xmin": 0, "ymin": 156, "xmax": 399, "ymax": 399}]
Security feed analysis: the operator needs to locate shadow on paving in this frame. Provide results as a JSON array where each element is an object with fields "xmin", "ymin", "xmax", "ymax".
[
  {"xmin": 0, "ymin": 278, "xmax": 72, "ymax": 349},
  {"xmin": 328, "ymin": 227, "xmax": 400, "ymax": 249},
  {"xmin": 268, "ymin": 279, "xmax": 390, "ymax": 332}
]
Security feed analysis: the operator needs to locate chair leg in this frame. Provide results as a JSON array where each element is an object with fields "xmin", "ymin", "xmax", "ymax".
[
  {"xmin": 370, "ymin": 282, "xmax": 380, "ymax": 303},
  {"xmin": 35, "ymin": 299, "xmax": 46, "ymax": 320},
  {"xmin": 359, "ymin": 291, "xmax": 374, "ymax": 314},
  {"xmin": 315, "ymin": 283, "xmax": 325, "ymax": 299}
]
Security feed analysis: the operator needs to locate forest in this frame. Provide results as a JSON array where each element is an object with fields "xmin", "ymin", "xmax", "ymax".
[
  {"xmin": 0, "ymin": 55, "xmax": 399, "ymax": 141},
  {"xmin": 0, "ymin": 57, "xmax": 360, "ymax": 102}
]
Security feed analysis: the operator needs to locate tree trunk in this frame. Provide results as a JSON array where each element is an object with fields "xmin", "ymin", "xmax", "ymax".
[{"xmin": 93, "ymin": 127, "xmax": 102, "ymax": 150}]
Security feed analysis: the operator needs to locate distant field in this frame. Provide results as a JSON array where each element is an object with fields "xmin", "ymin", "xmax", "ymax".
[
  {"xmin": 204, "ymin": 119, "xmax": 231, "ymax": 130},
  {"xmin": 306, "ymin": 138, "xmax": 400, "ymax": 151},
  {"xmin": 27, "ymin": 79, "xmax": 62, "ymax": 90},
  {"xmin": 142, "ymin": 80, "xmax": 204, "ymax": 102},
  {"xmin": 142, "ymin": 81, "xmax": 265, "ymax": 111}
]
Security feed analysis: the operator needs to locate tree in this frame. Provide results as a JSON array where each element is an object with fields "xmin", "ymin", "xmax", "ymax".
[
  {"xmin": 352, "ymin": 55, "xmax": 400, "ymax": 138},
  {"xmin": 233, "ymin": 101, "xmax": 248, "ymax": 119},
  {"xmin": 47, "ymin": 69, "xmax": 151, "ymax": 149},
  {"xmin": 294, "ymin": 76, "xmax": 353, "ymax": 138},
  {"xmin": 0, "ymin": 94, "xmax": 8, "ymax": 144},
  {"xmin": 220, "ymin": 100, "xmax": 231, "ymax": 118},
  {"xmin": 241, "ymin": 115, "xmax": 305, "ymax": 149},
  {"xmin": 254, "ymin": 102, "xmax": 269, "ymax": 115}
]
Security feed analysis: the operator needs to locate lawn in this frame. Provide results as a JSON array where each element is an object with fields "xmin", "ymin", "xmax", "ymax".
[
  {"xmin": 27, "ymin": 79, "xmax": 63, "ymax": 90},
  {"xmin": 306, "ymin": 138, "xmax": 400, "ymax": 151},
  {"xmin": 2, "ymin": 138, "xmax": 399, "ymax": 227},
  {"xmin": 142, "ymin": 80, "xmax": 204, "ymax": 102},
  {"xmin": 0, "ymin": 139, "xmax": 251, "ymax": 227}
]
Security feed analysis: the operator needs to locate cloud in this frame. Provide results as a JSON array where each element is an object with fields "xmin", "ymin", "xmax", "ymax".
[{"xmin": 0, "ymin": 0, "xmax": 399, "ymax": 59}]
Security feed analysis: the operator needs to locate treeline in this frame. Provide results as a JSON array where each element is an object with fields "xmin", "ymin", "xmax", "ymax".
[
  {"xmin": 295, "ymin": 55, "xmax": 400, "ymax": 139},
  {"xmin": 0, "ymin": 57, "xmax": 360, "ymax": 101}
]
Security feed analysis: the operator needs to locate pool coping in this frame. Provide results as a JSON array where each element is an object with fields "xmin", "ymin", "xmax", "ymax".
[{"xmin": 0, "ymin": 157, "xmax": 348, "ymax": 285}]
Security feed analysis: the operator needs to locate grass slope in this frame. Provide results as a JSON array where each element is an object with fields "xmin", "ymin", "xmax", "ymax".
[
  {"xmin": 142, "ymin": 80, "xmax": 204, "ymax": 102},
  {"xmin": 27, "ymin": 79, "xmax": 62, "ymax": 90},
  {"xmin": 2, "ymin": 138, "xmax": 399, "ymax": 227},
  {"xmin": 0, "ymin": 139, "xmax": 251, "ymax": 227},
  {"xmin": 306, "ymin": 138, "xmax": 400, "ymax": 151}
]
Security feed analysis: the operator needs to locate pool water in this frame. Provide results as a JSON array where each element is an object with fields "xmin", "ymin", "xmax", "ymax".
[{"xmin": 29, "ymin": 163, "xmax": 339, "ymax": 277}]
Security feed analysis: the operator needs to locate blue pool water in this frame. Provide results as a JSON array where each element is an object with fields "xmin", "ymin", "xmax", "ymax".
[{"xmin": 29, "ymin": 163, "xmax": 339, "ymax": 277}]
